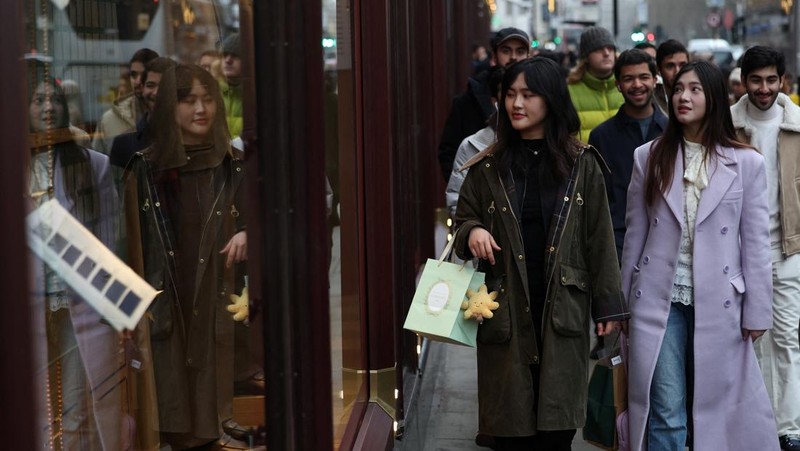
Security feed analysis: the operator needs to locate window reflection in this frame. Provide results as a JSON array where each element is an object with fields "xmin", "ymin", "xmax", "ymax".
[
  {"xmin": 25, "ymin": 0, "xmax": 263, "ymax": 449},
  {"xmin": 325, "ymin": 0, "xmax": 367, "ymax": 448}
]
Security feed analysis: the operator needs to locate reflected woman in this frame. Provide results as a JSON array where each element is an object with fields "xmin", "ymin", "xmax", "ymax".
[
  {"xmin": 622, "ymin": 61, "xmax": 779, "ymax": 450},
  {"xmin": 454, "ymin": 57, "xmax": 628, "ymax": 450},
  {"xmin": 123, "ymin": 64, "xmax": 247, "ymax": 449},
  {"xmin": 27, "ymin": 70, "xmax": 125, "ymax": 450}
]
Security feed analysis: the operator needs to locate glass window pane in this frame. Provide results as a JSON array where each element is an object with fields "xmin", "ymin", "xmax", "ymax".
[{"xmin": 23, "ymin": 1, "xmax": 264, "ymax": 449}]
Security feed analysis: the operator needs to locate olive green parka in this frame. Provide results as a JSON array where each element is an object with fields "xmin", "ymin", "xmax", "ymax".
[{"xmin": 454, "ymin": 146, "xmax": 628, "ymax": 436}]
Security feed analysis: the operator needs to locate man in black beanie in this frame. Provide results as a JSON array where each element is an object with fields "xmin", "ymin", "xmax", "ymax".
[{"xmin": 567, "ymin": 26, "xmax": 624, "ymax": 142}]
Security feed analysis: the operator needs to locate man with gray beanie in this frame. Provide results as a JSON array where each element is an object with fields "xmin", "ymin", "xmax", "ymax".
[
  {"xmin": 219, "ymin": 32, "xmax": 243, "ymax": 138},
  {"xmin": 567, "ymin": 26, "xmax": 623, "ymax": 142}
]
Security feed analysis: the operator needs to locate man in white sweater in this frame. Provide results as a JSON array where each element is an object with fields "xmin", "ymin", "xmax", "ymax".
[{"xmin": 731, "ymin": 46, "xmax": 800, "ymax": 451}]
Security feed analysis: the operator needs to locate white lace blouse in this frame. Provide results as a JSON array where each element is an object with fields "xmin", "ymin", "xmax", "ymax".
[{"xmin": 671, "ymin": 141, "xmax": 708, "ymax": 306}]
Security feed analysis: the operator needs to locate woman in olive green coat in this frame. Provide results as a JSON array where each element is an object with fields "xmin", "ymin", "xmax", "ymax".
[{"xmin": 454, "ymin": 57, "xmax": 628, "ymax": 450}]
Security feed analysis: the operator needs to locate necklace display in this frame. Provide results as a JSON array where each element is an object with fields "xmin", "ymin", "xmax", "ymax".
[
  {"xmin": 32, "ymin": 1, "xmax": 65, "ymax": 449},
  {"xmin": 45, "ymin": 360, "xmax": 64, "ymax": 451}
]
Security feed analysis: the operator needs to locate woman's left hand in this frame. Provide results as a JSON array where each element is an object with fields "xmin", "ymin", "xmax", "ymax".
[
  {"xmin": 220, "ymin": 231, "xmax": 247, "ymax": 268},
  {"xmin": 596, "ymin": 321, "xmax": 622, "ymax": 337},
  {"xmin": 742, "ymin": 328, "xmax": 766, "ymax": 342}
]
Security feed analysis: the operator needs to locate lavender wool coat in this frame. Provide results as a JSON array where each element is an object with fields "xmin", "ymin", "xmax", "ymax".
[{"xmin": 620, "ymin": 142, "xmax": 779, "ymax": 451}]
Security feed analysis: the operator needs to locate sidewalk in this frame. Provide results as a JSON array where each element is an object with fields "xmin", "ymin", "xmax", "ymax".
[{"xmin": 396, "ymin": 340, "xmax": 599, "ymax": 451}]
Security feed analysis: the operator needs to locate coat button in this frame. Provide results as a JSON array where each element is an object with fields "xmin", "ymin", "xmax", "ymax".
[
  {"xmin": 200, "ymin": 258, "xmax": 205, "ymax": 263},
  {"xmin": 502, "ymin": 206, "xmax": 507, "ymax": 212},
  {"xmin": 723, "ymin": 265, "xmax": 730, "ymax": 273},
  {"xmin": 168, "ymin": 251, "xmax": 175, "ymax": 256},
  {"xmin": 721, "ymin": 226, "xmax": 729, "ymax": 234},
  {"xmin": 549, "ymin": 246, "xmax": 555, "ymax": 252},
  {"xmin": 236, "ymin": 167, "xmax": 242, "ymax": 172},
  {"xmin": 643, "ymin": 256, "xmax": 650, "ymax": 264},
  {"xmin": 533, "ymin": 356, "xmax": 539, "ymax": 363},
  {"xmin": 518, "ymin": 255, "xmax": 524, "ymax": 260},
  {"xmin": 654, "ymin": 217, "xmax": 659, "ymax": 225},
  {"xmin": 724, "ymin": 299, "xmax": 732, "ymax": 308},
  {"xmin": 561, "ymin": 276, "xmax": 567, "ymax": 283},
  {"xmin": 525, "ymin": 306, "xmax": 530, "ymax": 312},
  {"xmin": 216, "ymin": 211, "xmax": 222, "ymax": 216},
  {"xmin": 581, "ymin": 282, "xmax": 587, "ymax": 288},
  {"xmin": 564, "ymin": 196, "xmax": 569, "ymax": 202},
  {"xmin": 485, "ymin": 163, "xmax": 491, "ymax": 168},
  {"xmin": 187, "ymin": 358, "xmax": 193, "ymax": 365},
  {"xmin": 635, "ymin": 289, "xmax": 642, "ymax": 298},
  {"xmin": 154, "ymin": 201, "xmax": 161, "ymax": 207}
]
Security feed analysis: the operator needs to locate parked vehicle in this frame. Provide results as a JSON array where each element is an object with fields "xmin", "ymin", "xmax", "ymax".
[{"xmin": 687, "ymin": 38, "xmax": 734, "ymax": 71}]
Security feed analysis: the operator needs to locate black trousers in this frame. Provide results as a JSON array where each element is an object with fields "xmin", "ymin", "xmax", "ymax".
[{"xmin": 493, "ymin": 429, "xmax": 577, "ymax": 451}]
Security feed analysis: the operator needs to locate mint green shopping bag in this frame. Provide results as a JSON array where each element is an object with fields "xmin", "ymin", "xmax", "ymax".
[{"xmin": 403, "ymin": 234, "xmax": 484, "ymax": 347}]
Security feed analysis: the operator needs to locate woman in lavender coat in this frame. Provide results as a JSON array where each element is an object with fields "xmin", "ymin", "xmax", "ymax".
[{"xmin": 621, "ymin": 61, "xmax": 779, "ymax": 450}]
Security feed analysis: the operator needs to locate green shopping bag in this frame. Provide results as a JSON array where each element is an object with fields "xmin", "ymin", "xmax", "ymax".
[{"xmin": 403, "ymin": 233, "xmax": 484, "ymax": 347}]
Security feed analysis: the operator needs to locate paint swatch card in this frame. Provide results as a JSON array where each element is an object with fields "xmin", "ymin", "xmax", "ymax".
[{"xmin": 27, "ymin": 199, "xmax": 159, "ymax": 332}]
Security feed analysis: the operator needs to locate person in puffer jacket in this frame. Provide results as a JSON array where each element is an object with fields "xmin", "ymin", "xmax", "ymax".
[{"xmin": 568, "ymin": 26, "xmax": 624, "ymax": 142}]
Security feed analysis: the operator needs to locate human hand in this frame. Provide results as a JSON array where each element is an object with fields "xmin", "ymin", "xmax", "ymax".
[
  {"xmin": 596, "ymin": 321, "xmax": 621, "ymax": 337},
  {"xmin": 742, "ymin": 328, "xmax": 766, "ymax": 342},
  {"xmin": 220, "ymin": 231, "xmax": 247, "ymax": 268},
  {"xmin": 467, "ymin": 228, "xmax": 501, "ymax": 265}
]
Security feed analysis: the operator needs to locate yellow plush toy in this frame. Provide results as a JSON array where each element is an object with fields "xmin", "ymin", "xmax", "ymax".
[
  {"xmin": 461, "ymin": 284, "xmax": 500, "ymax": 320},
  {"xmin": 227, "ymin": 287, "xmax": 249, "ymax": 322}
]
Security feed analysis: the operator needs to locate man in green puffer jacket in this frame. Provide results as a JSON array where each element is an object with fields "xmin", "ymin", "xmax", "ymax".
[{"xmin": 568, "ymin": 26, "xmax": 624, "ymax": 142}]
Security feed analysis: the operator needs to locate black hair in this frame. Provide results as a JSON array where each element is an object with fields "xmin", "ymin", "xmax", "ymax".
[
  {"xmin": 144, "ymin": 57, "xmax": 177, "ymax": 83},
  {"xmin": 130, "ymin": 48, "xmax": 159, "ymax": 66},
  {"xmin": 656, "ymin": 39, "xmax": 689, "ymax": 69},
  {"xmin": 634, "ymin": 42, "xmax": 656, "ymax": 52},
  {"xmin": 614, "ymin": 49, "xmax": 658, "ymax": 80},
  {"xmin": 487, "ymin": 65, "xmax": 505, "ymax": 100},
  {"xmin": 148, "ymin": 64, "xmax": 230, "ymax": 170},
  {"xmin": 644, "ymin": 61, "xmax": 749, "ymax": 205},
  {"xmin": 27, "ymin": 63, "xmax": 101, "ymax": 232},
  {"xmin": 741, "ymin": 45, "xmax": 786, "ymax": 79},
  {"xmin": 495, "ymin": 57, "xmax": 581, "ymax": 182}
]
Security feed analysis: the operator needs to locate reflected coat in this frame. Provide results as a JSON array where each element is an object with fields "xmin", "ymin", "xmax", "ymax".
[
  {"xmin": 621, "ymin": 142, "xmax": 779, "ymax": 450},
  {"xmin": 454, "ymin": 147, "xmax": 628, "ymax": 436},
  {"xmin": 123, "ymin": 149, "xmax": 245, "ymax": 439}
]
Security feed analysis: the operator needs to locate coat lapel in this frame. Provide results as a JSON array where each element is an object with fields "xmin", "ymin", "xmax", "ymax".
[
  {"xmin": 663, "ymin": 147, "xmax": 684, "ymax": 224},
  {"xmin": 696, "ymin": 146, "xmax": 737, "ymax": 226}
]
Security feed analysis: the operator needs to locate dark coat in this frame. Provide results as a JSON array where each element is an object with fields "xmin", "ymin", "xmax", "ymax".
[
  {"xmin": 588, "ymin": 106, "xmax": 667, "ymax": 259},
  {"xmin": 454, "ymin": 146, "xmax": 628, "ymax": 436},
  {"xmin": 110, "ymin": 117, "xmax": 150, "ymax": 169},
  {"xmin": 123, "ymin": 149, "xmax": 245, "ymax": 439},
  {"xmin": 437, "ymin": 70, "xmax": 495, "ymax": 181}
]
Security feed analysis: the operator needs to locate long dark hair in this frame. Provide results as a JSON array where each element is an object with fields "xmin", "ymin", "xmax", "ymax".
[
  {"xmin": 495, "ymin": 57, "xmax": 582, "ymax": 181},
  {"xmin": 147, "ymin": 63, "xmax": 230, "ymax": 170},
  {"xmin": 27, "ymin": 64, "xmax": 100, "ymax": 231},
  {"xmin": 644, "ymin": 61, "xmax": 749, "ymax": 205}
]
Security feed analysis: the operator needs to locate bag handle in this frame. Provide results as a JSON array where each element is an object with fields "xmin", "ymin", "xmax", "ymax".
[{"xmin": 437, "ymin": 229, "xmax": 469, "ymax": 271}]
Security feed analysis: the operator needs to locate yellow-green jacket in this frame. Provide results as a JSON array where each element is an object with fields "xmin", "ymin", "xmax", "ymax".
[
  {"xmin": 221, "ymin": 80, "xmax": 243, "ymax": 138},
  {"xmin": 568, "ymin": 72, "xmax": 624, "ymax": 142}
]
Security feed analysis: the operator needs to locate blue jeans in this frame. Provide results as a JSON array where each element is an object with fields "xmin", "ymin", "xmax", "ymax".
[{"xmin": 648, "ymin": 302, "xmax": 694, "ymax": 451}]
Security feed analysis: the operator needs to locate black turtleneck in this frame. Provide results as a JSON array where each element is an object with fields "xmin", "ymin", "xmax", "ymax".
[{"xmin": 510, "ymin": 138, "xmax": 553, "ymax": 341}]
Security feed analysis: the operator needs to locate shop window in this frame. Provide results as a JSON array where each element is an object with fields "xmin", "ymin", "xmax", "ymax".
[{"xmin": 23, "ymin": 0, "xmax": 265, "ymax": 449}]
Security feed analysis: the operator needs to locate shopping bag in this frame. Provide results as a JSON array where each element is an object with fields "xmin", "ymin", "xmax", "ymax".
[
  {"xmin": 615, "ymin": 333, "xmax": 630, "ymax": 451},
  {"xmin": 403, "ymin": 232, "xmax": 484, "ymax": 347},
  {"xmin": 584, "ymin": 363, "xmax": 616, "ymax": 449},
  {"xmin": 584, "ymin": 331, "xmax": 628, "ymax": 450}
]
